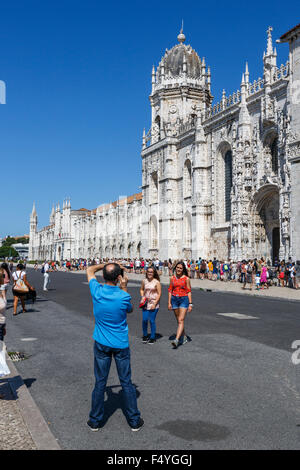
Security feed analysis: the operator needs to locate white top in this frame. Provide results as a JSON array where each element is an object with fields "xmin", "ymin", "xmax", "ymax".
[
  {"xmin": 44, "ymin": 263, "xmax": 50, "ymax": 272},
  {"xmin": 12, "ymin": 270, "xmax": 26, "ymax": 281}
]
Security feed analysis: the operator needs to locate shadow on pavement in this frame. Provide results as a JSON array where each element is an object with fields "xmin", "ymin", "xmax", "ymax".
[
  {"xmin": 23, "ymin": 378, "xmax": 36, "ymax": 389},
  {"xmin": 100, "ymin": 384, "xmax": 141, "ymax": 427}
]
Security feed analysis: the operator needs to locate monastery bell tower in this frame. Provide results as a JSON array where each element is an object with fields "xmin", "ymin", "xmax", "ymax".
[
  {"xmin": 141, "ymin": 28, "xmax": 213, "ymax": 260},
  {"xmin": 148, "ymin": 27, "xmax": 212, "ymax": 144}
]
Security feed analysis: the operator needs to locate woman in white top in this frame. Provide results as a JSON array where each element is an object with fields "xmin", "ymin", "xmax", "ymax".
[
  {"xmin": 140, "ymin": 267, "xmax": 161, "ymax": 344},
  {"xmin": 12, "ymin": 264, "xmax": 34, "ymax": 316}
]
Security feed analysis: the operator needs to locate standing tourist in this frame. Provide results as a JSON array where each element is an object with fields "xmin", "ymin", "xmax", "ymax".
[
  {"xmin": 295, "ymin": 261, "xmax": 300, "ymax": 289},
  {"xmin": 260, "ymin": 263, "xmax": 269, "ymax": 289},
  {"xmin": 0, "ymin": 263, "xmax": 11, "ymax": 302},
  {"xmin": 255, "ymin": 271, "xmax": 261, "ymax": 290},
  {"xmin": 190, "ymin": 260, "xmax": 196, "ymax": 279},
  {"xmin": 0, "ymin": 270, "xmax": 6, "ymax": 346},
  {"xmin": 12, "ymin": 264, "xmax": 35, "ymax": 316},
  {"xmin": 220, "ymin": 261, "xmax": 224, "ymax": 281},
  {"xmin": 86, "ymin": 262, "xmax": 143, "ymax": 432},
  {"xmin": 212, "ymin": 258, "xmax": 218, "ymax": 281},
  {"xmin": 223, "ymin": 261, "xmax": 230, "ymax": 282},
  {"xmin": 290, "ymin": 263, "xmax": 296, "ymax": 289},
  {"xmin": 163, "ymin": 260, "xmax": 169, "ymax": 277},
  {"xmin": 243, "ymin": 260, "xmax": 254, "ymax": 290},
  {"xmin": 241, "ymin": 261, "xmax": 247, "ymax": 284},
  {"xmin": 135, "ymin": 258, "xmax": 141, "ymax": 274},
  {"xmin": 43, "ymin": 260, "xmax": 50, "ymax": 291},
  {"xmin": 279, "ymin": 263, "xmax": 285, "ymax": 287},
  {"xmin": 168, "ymin": 261, "xmax": 192, "ymax": 349},
  {"xmin": 200, "ymin": 259, "xmax": 207, "ymax": 280},
  {"xmin": 207, "ymin": 260, "xmax": 213, "ymax": 280},
  {"xmin": 139, "ymin": 267, "xmax": 161, "ymax": 344},
  {"xmin": 168, "ymin": 259, "xmax": 173, "ymax": 276},
  {"xmin": 0, "ymin": 292, "xmax": 6, "ymax": 342}
]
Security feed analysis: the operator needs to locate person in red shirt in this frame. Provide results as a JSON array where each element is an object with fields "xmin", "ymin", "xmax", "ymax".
[{"xmin": 168, "ymin": 261, "xmax": 192, "ymax": 349}]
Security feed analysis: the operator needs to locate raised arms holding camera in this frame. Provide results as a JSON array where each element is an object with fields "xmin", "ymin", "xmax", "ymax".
[{"xmin": 86, "ymin": 262, "xmax": 130, "ymax": 293}]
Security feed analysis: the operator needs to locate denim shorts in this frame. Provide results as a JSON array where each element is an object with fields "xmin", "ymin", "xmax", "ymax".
[{"xmin": 171, "ymin": 295, "xmax": 189, "ymax": 309}]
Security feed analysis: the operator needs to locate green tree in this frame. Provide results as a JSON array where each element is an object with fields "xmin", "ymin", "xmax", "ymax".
[
  {"xmin": 2, "ymin": 236, "xmax": 29, "ymax": 247},
  {"xmin": 0, "ymin": 245, "xmax": 19, "ymax": 258}
]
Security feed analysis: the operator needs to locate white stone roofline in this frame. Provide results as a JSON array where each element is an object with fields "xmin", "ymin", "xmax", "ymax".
[{"xmin": 205, "ymin": 61, "xmax": 289, "ymax": 121}]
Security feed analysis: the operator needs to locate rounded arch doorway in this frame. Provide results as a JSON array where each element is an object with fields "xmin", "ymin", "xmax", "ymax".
[{"xmin": 250, "ymin": 184, "xmax": 280, "ymax": 264}]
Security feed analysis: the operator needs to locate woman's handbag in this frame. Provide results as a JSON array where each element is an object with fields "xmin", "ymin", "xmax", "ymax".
[
  {"xmin": 139, "ymin": 298, "xmax": 148, "ymax": 308},
  {"xmin": 14, "ymin": 272, "xmax": 29, "ymax": 294}
]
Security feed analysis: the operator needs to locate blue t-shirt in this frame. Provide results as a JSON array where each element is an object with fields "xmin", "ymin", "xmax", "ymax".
[{"xmin": 89, "ymin": 279, "xmax": 132, "ymax": 349}]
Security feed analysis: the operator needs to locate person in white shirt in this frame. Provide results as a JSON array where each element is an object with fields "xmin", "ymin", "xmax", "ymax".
[
  {"xmin": 135, "ymin": 259, "xmax": 141, "ymax": 274},
  {"xmin": 12, "ymin": 264, "xmax": 34, "ymax": 315},
  {"xmin": 43, "ymin": 261, "xmax": 50, "ymax": 291}
]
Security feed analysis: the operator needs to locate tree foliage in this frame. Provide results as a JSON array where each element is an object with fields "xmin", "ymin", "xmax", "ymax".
[
  {"xmin": 2, "ymin": 236, "xmax": 29, "ymax": 246},
  {"xmin": 0, "ymin": 245, "xmax": 19, "ymax": 258}
]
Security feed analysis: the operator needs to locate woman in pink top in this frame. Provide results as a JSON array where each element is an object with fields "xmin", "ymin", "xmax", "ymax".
[
  {"xmin": 260, "ymin": 264, "xmax": 269, "ymax": 289},
  {"xmin": 140, "ymin": 267, "xmax": 161, "ymax": 344}
]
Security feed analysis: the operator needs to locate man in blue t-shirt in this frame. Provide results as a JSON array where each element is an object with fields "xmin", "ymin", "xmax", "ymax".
[{"xmin": 86, "ymin": 262, "xmax": 143, "ymax": 432}]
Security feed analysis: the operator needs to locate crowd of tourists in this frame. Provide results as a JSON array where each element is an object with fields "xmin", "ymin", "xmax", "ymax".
[{"xmin": 38, "ymin": 256, "xmax": 300, "ymax": 290}]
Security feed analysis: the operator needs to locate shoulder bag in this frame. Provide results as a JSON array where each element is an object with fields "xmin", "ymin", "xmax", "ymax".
[{"xmin": 14, "ymin": 271, "xmax": 29, "ymax": 294}]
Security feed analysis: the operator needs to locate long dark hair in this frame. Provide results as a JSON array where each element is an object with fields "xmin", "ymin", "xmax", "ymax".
[
  {"xmin": 1, "ymin": 262, "xmax": 11, "ymax": 280},
  {"xmin": 173, "ymin": 261, "xmax": 189, "ymax": 277},
  {"xmin": 146, "ymin": 266, "xmax": 160, "ymax": 281}
]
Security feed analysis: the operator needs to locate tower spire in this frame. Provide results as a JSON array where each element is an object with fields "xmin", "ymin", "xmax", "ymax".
[
  {"xmin": 31, "ymin": 202, "xmax": 37, "ymax": 217},
  {"xmin": 245, "ymin": 61, "xmax": 249, "ymax": 84}
]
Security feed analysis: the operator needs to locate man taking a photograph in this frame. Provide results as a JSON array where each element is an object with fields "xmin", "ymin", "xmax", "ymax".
[{"xmin": 86, "ymin": 262, "xmax": 143, "ymax": 432}]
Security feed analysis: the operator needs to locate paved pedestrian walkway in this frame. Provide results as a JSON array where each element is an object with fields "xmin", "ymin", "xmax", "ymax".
[
  {"xmin": 0, "ymin": 378, "xmax": 36, "ymax": 449},
  {"xmin": 0, "ymin": 356, "xmax": 60, "ymax": 450}
]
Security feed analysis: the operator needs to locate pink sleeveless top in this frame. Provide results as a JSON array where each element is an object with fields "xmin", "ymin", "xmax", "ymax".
[{"xmin": 144, "ymin": 278, "xmax": 160, "ymax": 310}]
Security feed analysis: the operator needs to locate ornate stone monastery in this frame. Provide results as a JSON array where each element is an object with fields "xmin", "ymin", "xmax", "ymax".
[{"xmin": 29, "ymin": 24, "xmax": 300, "ymax": 262}]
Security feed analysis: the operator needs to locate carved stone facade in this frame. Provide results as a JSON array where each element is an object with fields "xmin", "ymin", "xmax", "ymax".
[
  {"xmin": 141, "ymin": 25, "xmax": 300, "ymax": 263},
  {"xmin": 29, "ymin": 24, "xmax": 300, "ymax": 262}
]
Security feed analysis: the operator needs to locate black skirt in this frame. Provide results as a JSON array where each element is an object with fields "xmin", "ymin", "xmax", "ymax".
[{"xmin": 12, "ymin": 288, "xmax": 26, "ymax": 298}]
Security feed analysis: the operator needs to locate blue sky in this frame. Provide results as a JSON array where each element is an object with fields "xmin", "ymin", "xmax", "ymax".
[{"xmin": 0, "ymin": 0, "xmax": 296, "ymax": 237}]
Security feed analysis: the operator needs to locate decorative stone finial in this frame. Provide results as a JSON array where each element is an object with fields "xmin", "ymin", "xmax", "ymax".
[
  {"xmin": 177, "ymin": 20, "xmax": 186, "ymax": 43},
  {"xmin": 266, "ymin": 26, "xmax": 273, "ymax": 55}
]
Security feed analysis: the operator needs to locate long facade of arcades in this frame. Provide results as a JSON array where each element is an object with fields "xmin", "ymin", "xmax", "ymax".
[{"xmin": 29, "ymin": 24, "xmax": 300, "ymax": 263}]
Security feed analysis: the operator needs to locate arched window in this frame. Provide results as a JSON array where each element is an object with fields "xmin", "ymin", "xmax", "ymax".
[
  {"xmin": 271, "ymin": 138, "xmax": 278, "ymax": 174},
  {"xmin": 190, "ymin": 114, "xmax": 197, "ymax": 126},
  {"xmin": 153, "ymin": 116, "xmax": 161, "ymax": 143},
  {"xmin": 224, "ymin": 150, "xmax": 233, "ymax": 222}
]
